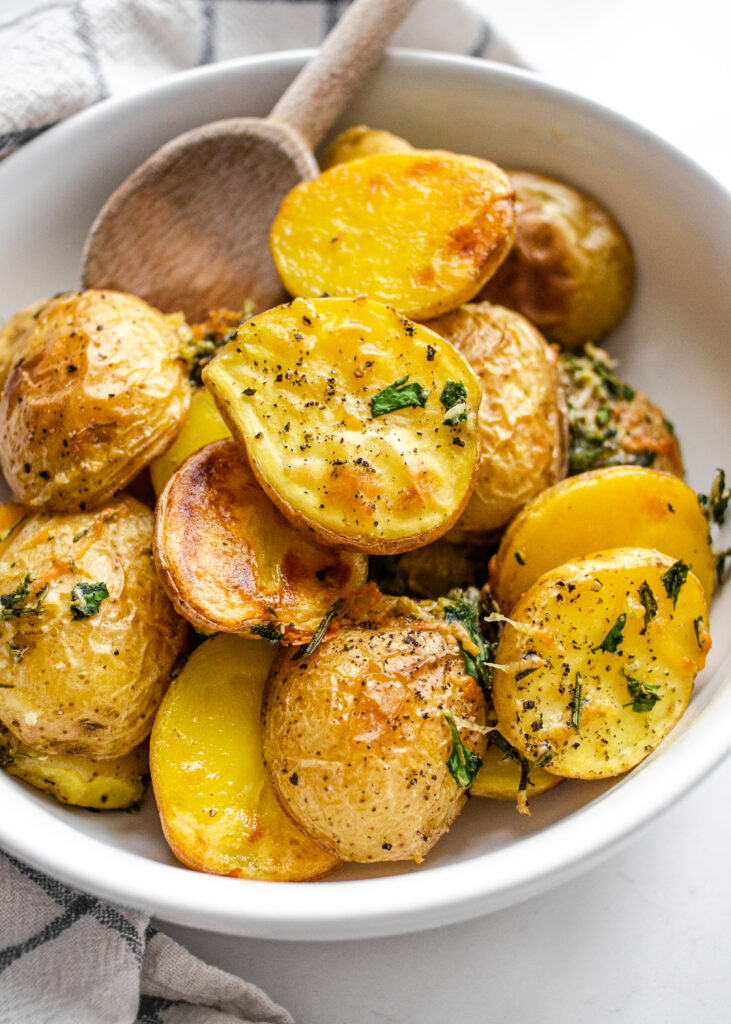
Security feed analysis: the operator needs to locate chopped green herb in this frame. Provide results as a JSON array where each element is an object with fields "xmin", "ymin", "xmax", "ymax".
[
  {"xmin": 595, "ymin": 406, "xmax": 611, "ymax": 426},
  {"xmin": 370, "ymin": 375, "xmax": 429, "ymax": 418},
  {"xmin": 570, "ymin": 672, "xmax": 584, "ymax": 733},
  {"xmin": 698, "ymin": 469, "xmax": 730, "ymax": 527},
  {"xmin": 714, "ymin": 546, "xmax": 731, "ymax": 586},
  {"xmin": 170, "ymin": 653, "xmax": 189, "ymax": 679},
  {"xmin": 304, "ymin": 599, "xmax": 344, "ymax": 659},
  {"xmin": 592, "ymin": 356, "xmax": 635, "ymax": 400},
  {"xmin": 514, "ymin": 551, "xmax": 526, "ymax": 566},
  {"xmin": 487, "ymin": 730, "xmax": 533, "ymax": 794},
  {"xmin": 534, "ymin": 748, "xmax": 556, "ymax": 769},
  {"xmin": 592, "ymin": 613, "xmax": 626, "ymax": 654},
  {"xmin": 444, "ymin": 713, "xmax": 482, "ymax": 788},
  {"xmin": 661, "ymin": 560, "xmax": 689, "ymax": 607},
  {"xmin": 192, "ymin": 625, "xmax": 216, "ymax": 637},
  {"xmin": 1, "ymin": 574, "xmax": 48, "ymax": 620},
  {"xmin": 442, "ymin": 594, "xmax": 496, "ymax": 697},
  {"xmin": 0, "ymin": 515, "xmax": 27, "ymax": 545},
  {"xmin": 250, "ymin": 622, "xmax": 284, "ymax": 644},
  {"xmin": 515, "ymin": 664, "xmax": 539, "ymax": 682},
  {"xmin": 693, "ymin": 616, "xmax": 706, "ymax": 649},
  {"xmin": 0, "ymin": 681, "xmax": 16, "ymax": 688},
  {"xmin": 70, "ymin": 581, "xmax": 109, "ymax": 620},
  {"xmin": 439, "ymin": 380, "xmax": 468, "ymax": 424},
  {"xmin": 7, "ymin": 642, "xmax": 28, "ymax": 664},
  {"xmin": 624, "ymin": 673, "xmax": 661, "ymax": 713},
  {"xmin": 638, "ymin": 581, "xmax": 658, "ymax": 631}
]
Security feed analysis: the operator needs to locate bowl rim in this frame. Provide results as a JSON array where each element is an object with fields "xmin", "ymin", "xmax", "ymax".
[{"xmin": 1, "ymin": 48, "xmax": 730, "ymax": 941}]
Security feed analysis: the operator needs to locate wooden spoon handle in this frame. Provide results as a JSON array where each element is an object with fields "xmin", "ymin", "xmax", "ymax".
[{"xmin": 269, "ymin": 0, "xmax": 420, "ymax": 149}]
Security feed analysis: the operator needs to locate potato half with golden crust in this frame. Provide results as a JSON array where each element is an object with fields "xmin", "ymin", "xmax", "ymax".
[
  {"xmin": 492, "ymin": 548, "xmax": 710, "ymax": 778},
  {"xmin": 489, "ymin": 466, "xmax": 715, "ymax": 612},
  {"xmin": 0, "ymin": 290, "xmax": 191, "ymax": 511},
  {"xmin": 151, "ymin": 633, "xmax": 340, "ymax": 881},
  {"xmin": 320, "ymin": 124, "xmax": 412, "ymax": 169},
  {"xmin": 0, "ymin": 726, "xmax": 148, "ymax": 809},
  {"xmin": 150, "ymin": 386, "xmax": 231, "ymax": 497},
  {"xmin": 481, "ymin": 171, "xmax": 634, "ymax": 348},
  {"xmin": 0, "ymin": 496, "xmax": 187, "ymax": 758},
  {"xmin": 204, "ymin": 296, "xmax": 481, "ymax": 554},
  {"xmin": 424, "ymin": 301, "xmax": 568, "ymax": 539},
  {"xmin": 155, "ymin": 438, "xmax": 368, "ymax": 641},
  {"xmin": 262, "ymin": 596, "xmax": 488, "ymax": 863},
  {"xmin": 270, "ymin": 151, "xmax": 515, "ymax": 320}
]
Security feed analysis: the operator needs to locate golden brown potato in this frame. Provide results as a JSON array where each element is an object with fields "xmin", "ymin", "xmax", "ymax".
[
  {"xmin": 204, "ymin": 296, "xmax": 481, "ymax": 554},
  {"xmin": 0, "ymin": 496, "xmax": 187, "ymax": 757},
  {"xmin": 560, "ymin": 345, "xmax": 683, "ymax": 477},
  {"xmin": 489, "ymin": 466, "xmax": 715, "ymax": 612},
  {"xmin": 481, "ymin": 171, "xmax": 634, "ymax": 348},
  {"xmin": 424, "ymin": 301, "xmax": 568, "ymax": 539},
  {"xmin": 0, "ymin": 503, "xmax": 27, "ymax": 557},
  {"xmin": 470, "ymin": 727, "xmax": 562, "ymax": 810},
  {"xmin": 320, "ymin": 125, "xmax": 412, "ymax": 169},
  {"xmin": 262, "ymin": 596, "xmax": 488, "ymax": 863},
  {"xmin": 150, "ymin": 386, "xmax": 231, "ymax": 496},
  {"xmin": 0, "ymin": 290, "xmax": 191, "ymax": 511},
  {"xmin": 0, "ymin": 295, "xmax": 52, "ymax": 392},
  {"xmin": 0, "ymin": 726, "xmax": 148, "ymax": 809},
  {"xmin": 155, "ymin": 438, "xmax": 368, "ymax": 641},
  {"xmin": 151, "ymin": 633, "xmax": 340, "ymax": 881},
  {"xmin": 492, "ymin": 548, "xmax": 710, "ymax": 778},
  {"xmin": 270, "ymin": 151, "xmax": 515, "ymax": 320}
]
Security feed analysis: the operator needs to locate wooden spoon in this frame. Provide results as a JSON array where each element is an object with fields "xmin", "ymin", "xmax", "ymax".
[{"xmin": 81, "ymin": 0, "xmax": 419, "ymax": 323}]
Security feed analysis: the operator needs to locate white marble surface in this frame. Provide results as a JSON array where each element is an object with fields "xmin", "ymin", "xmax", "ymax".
[{"xmin": 156, "ymin": 2, "xmax": 731, "ymax": 1021}]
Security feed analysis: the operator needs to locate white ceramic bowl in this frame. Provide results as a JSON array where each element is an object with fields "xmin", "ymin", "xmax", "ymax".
[{"xmin": 0, "ymin": 51, "xmax": 729, "ymax": 941}]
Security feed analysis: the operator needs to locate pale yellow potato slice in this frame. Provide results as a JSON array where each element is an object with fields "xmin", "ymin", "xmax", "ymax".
[
  {"xmin": 320, "ymin": 124, "xmax": 412, "ymax": 169},
  {"xmin": 490, "ymin": 467, "xmax": 715, "ymax": 612},
  {"xmin": 492, "ymin": 548, "xmax": 711, "ymax": 779},
  {"xmin": 150, "ymin": 633, "xmax": 340, "ymax": 881},
  {"xmin": 470, "ymin": 733, "xmax": 562, "ymax": 806},
  {"xmin": 270, "ymin": 151, "xmax": 514, "ymax": 320},
  {"xmin": 150, "ymin": 387, "xmax": 230, "ymax": 496},
  {"xmin": 203, "ymin": 296, "xmax": 481, "ymax": 553}
]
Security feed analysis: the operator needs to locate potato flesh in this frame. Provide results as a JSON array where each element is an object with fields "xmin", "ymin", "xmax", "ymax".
[
  {"xmin": 320, "ymin": 125, "xmax": 412, "ymax": 170},
  {"xmin": 150, "ymin": 633, "xmax": 339, "ymax": 881},
  {"xmin": 270, "ymin": 151, "xmax": 515, "ymax": 320},
  {"xmin": 470, "ymin": 737, "xmax": 561, "ymax": 804},
  {"xmin": 150, "ymin": 387, "xmax": 230, "ymax": 496},
  {"xmin": 204, "ymin": 296, "xmax": 480, "ymax": 553},
  {"xmin": 490, "ymin": 466, "xmax": 715, "ymax": 613},
  {"xmin": 425, "ymin": 301, "xmax": 567, "ymax": 538},
  {"xmin": 492, "ymin": 549, "xmax": 710, "ymax": 778},
  {"xmin": 155, "ymin": 439, "xmax": 368, "ymax": 639}
]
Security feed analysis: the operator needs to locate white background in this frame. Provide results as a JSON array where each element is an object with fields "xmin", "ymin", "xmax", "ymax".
[{"xmin": 161, "ymin": 2, "xmax": 731, "ymax": 1022}]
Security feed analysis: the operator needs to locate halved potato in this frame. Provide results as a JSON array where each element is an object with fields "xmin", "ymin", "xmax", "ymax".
[
  {"xmin": 203, "ymin": 296, "xmax": 481, "ymax": 553},
  {"xmin": 424, "ymin": 301, "xmax": 568, "ymax": 538},
  {"xmin": 470, "ymin": 730, "xmax": 562, "ymax": 808},
  {"xmin": 0, "ymin": 726, "xmax": 147, "ymax": 809},
  {"xmin": 492, "ymin": 548, "xmax": 710, "ymax": 778},
  {"xmin": 320, "ymin": 124, "xmax": 412, "ymax": 169},
  {"xmin": 490, "ymin": 467, "xmax": 715, "ymax": 612},
  {"xmin": 155, "ymin": 438, "xmax": 368, "ymax": 640},
  {"xmin": 150, "ymin": 633, "xmax": 340, "ymax": 881},
  {"xmin": 270, "ymin": 151, "xmax": 515, "ymax": 320},
  {"xmin": 150, "ymin": 386, "xmax": 231, "ymax": 496}
]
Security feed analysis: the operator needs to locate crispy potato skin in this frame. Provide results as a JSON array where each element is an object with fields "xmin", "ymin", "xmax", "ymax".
[
  {"xmin": 270, "ymin": 151, "xmax": 515, "ymax": 320},
  {"xmin": 481, "ymin": 171, "xmax": 634, "ymax": 348},
  {"xmin": 320, "ymin": 124, "xmax": 413, "ymax": 169},
  {"xmin": 151, "ymin": 634, "xmax": 340, "ymax": 881},
  {"xmin": 150, "ymin": 386, "xmax": 231, "ymax": 496},
  {"xmin": 0, "ymin": 496, "xmax": 187, "ymax": 757},
  {"xmin": 0, "ymin": 726, "xmax": 147, "ymax": 809},
  {"xmin": 489, "ymin": 466, "xmax": 715, "ymax": 612},
  {"xmin": 155, "ymin": 439, "xmax": 368, "ymax": 639},
  {"xmin": 424, "ymin": 301, "xmax": 568, "ymax": 539},
  {"xmin": 0, "ymin": 296, "xmax": 49, "ymax": 392},
  {"xmin": 262, "ymin": 596, "xmax": 488, "ymax": 862},
  {"xmin": 204, "ymin": 296, "xmax": 480, "ymax": 554},
  {"xmin": 0, "ymin": 290, "xmax": 191, "ymax": 510},
  {"xmin": 492, "ymin": 549, "xmax": 710, "ymax": 778}
]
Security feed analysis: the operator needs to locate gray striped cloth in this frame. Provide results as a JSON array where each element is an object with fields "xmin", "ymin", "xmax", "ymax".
[{"xmin": 0, "ymin": 2, "xmax": 515, "ymax": 1021}]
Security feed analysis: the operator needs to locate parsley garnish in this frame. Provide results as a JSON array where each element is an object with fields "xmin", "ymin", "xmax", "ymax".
[
  {"xmin": 1, "ymin": 574, "xmax": 48, "ymax": 620},
  {"xmin": 698, "ymin": 469, "xmax": 730, "ymax": 526},
  {"xmin": 7, "ymin": 642, "xmax": 28, "ymax": 664},
  {"xmin": 570, "ymin": 672, "xmax": 584, "ymax": 733},
  {"xmin": 592, "ymin": 613, "xmax": 626, "ymax": 654},
  {"xmin": 444, "ymin": 713, "xmax": 482, "ymax": 788},
  {"xmin": 624, "ymin": 673, "xmax": 661, "ymax": 713},
  {"xmin": 534, "ymin": 748, "xmax": 556, "ymax": 769},
  {"xmin": 714, "ymin": 546, "xmax": 731, "ymax": 585},
  {"xmin": 0, "ymin": 515, "xmax": 27, "ymax": 545},
  {"xmin": 439, "ymin": 380, "xmax": 468, "ymax": 424},
  {"xmin": 661, "ymin": 560, "xmax": 690, "ymax": 607},
  {"xmin": 693, "ymin": 616, "xmax": 705, "ymax": 648},
  {"xmin": 250, "ymin": 622, "xmax": 284, "ymax": 644},
  {"xmin": 638, "ymin": 581, "xmax": 658, "ymax": 630},
  {"xmin": 442, "ymin": 595, "xmax": 496, "ymax": 697},
  {"xmin": 370, "ymin": 376, "xmax": 429, "ymax": 418},
  {"xmin": 70, "ymin": 581, "xmax": 109, "ymax": 620},
  {"xmin": 514, "ymin": 551, "xmax": 526, "ymax": 566},
  {"xmin": 304, "ymin": 599, "xmax": 343, "ymax": 659}
]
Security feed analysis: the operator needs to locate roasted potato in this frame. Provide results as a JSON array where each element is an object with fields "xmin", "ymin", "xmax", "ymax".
[
  {"xmin": 155, "ymin": 438, "xmax": 368, "ymax": 640},
  {"xmin": 0, "ymin": 503, "xmax": 27, "ymax": 557},
  {"xmin": 270, "ymin": 151, "xmax": 515, "ymax": 320},
  {"xmin": 151, "ymin": 633, "xmax": 340, "ymax": 880},
  {"xmin": 0, "ymin": 295, "xmax": 51, "ymax": 391},
  {"xmin": 489, "ymin": 466, "xmax": 715, "ymax": 612},
  {"xmin": 0, "ymin": 496, "xmax": 187, "ymax": 757},
  {"xmin": 150, "ymin": 387, "xmax": 231, "ymax": 496},
  {"xmin": 470, "ymin": 727, "xmax": 562, "ymax": 810},
  {"xmin": 370, "ymin": 538, "xmax": 490, "ymax": 599},
  {"xmin": 560, "ymin": 344, "xmax": 683, "ymax": 477},
  {"xmin": 320, "ymin": 125, "xmax": 412, "ymax": 169},
  {"xmin": 492, "ymin": 548, "xmax": 710, "ymax": 778},
  {"xmin": 0, "ymin": 290, "xmax": 191, "ymax": 510},
  {"xmin": 0, "ymin": 725, "xmax": 147, "ymax": 809},
  {"xmin": 424, "ymin": 301, "xmax": 568, "ymax": 539},
  {"xmin": 481, "ymin": 171, "xmax": 634, "ymax": 348},
  {"xmin": 203, "ymin": 296, "xmax": 481, "ymax": 554},
  {"xmin": 262, "ymin": 596, "xmax": 488, "ymax": 863}
]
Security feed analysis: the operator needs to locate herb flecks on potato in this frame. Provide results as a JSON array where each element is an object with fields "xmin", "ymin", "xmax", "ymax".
[
  {"xmin": 203, "ymin": 296, "xmax": 481, "ymax": 553},
  {"xmin": 270, "ymin": 151, "xmax": 515, "ymax": 320},
  {"xmin": 492, "ymin": 548, "xmax": 710, "ymax": 778},
  {"xmin": 0, "ymin": 290, "xmax": 191, "ymax": 511},
  {"xmin": 154, "ymin": 438, "xmax": 368, "ymax": 641}
]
